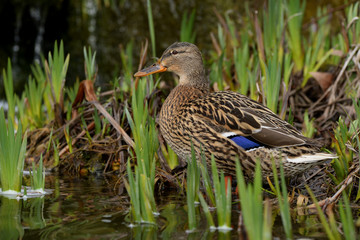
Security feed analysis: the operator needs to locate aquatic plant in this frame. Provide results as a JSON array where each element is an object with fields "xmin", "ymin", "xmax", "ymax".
[
  {"xmin": 285, "ymin": 0, "xmax": 305, "ymax": 72},
  {"xmin": 302, "ymin": 111, "xmax": 316, "ymax": 138},
  {"xmin": 119, "ymin": 41, "xmax": 134, "ymax": 92},
  {"xmin": 0, "ymin": 108, "xmax": 27, "ymax": 192},
  {"xmin": 2, "ymin": 59, "xmax": 16, "ymax": 126},
  {"xmin": 24, "ymin": 76, "xmax": 45, "ymax": 128},
  {"xmin": 331, "ymin": 117, "xmax": 357, "ymax": 186},
  {"xmin": 186, "ymin": 144, "xmax": 200, "ymax": 231},
  {"xmin": 124, "ymin": 161, "xmax": 156, "ymax": 224},
  {"xmin": 197, "ymin": 155, "xmax": 232, "ymax": 231},
  {"xmin": 83, "ymin": 46, "xmax": 97, "ymax": 82},
  {"xmin": 160, "ymin": 143, "xmax": 178, "ymax": 170},
  {"xmin": 339, "ymin": 194, "xmax": 358, "ymax": 239},
  {"xmin": 211, "ymin": 156, "xmax": 232, "ymax": 230},
  {"xmin": 306, "ymin": 186, "xmax": 342, "ymax": 240},
  {"xmin": 30, "ymin": 154, "xmax": 45, "ymax": 192},
  {"xmin": 180, "ymin": 9, "xmax": 196, "ymax": 43},
  {"xmin": 124, "ymin": 77, "xmax": 158, "ymax": 224},
  {"xmin": 236, "ymin": 160, "xmax": 272, "ymax": 239},
  {"xmin": 199, "ymin": 153, "xmax": 215, "ymax": 207},
  {"xmin": 146, "ymin": 0, "xmax": 156, "ymax": 57},
  {"xmin": 270, "ymin": 159, "xmax": 293, "ymax": 239},
  {"xmin": 44, "ymin": 40, "xmax": 70, "ymax": 124},
  {"xmin": 31, "ymin": 57, "xmax": 53, "ymax": 122}
]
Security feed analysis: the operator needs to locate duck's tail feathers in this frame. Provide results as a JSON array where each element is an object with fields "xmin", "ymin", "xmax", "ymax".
[{"xmin": 286, "ymin": 152, "xmax": 337, "ymax": 164}]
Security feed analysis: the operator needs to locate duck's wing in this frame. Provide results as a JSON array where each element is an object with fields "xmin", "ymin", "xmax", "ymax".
[{"xmin": 184, "ymin": 91, "xmax": 313, "ymax": 149}]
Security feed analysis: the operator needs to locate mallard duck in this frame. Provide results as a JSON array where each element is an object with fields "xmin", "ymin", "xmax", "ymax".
[{"xmin": 134, "ymin": 42, "xmax": 336, "ymax": 179}]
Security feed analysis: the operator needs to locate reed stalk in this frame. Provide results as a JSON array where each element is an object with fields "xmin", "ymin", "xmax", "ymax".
[
  {"xmin": 199, "ymin": 154, "xmax": 215, "ymax": 207},
  {"xmin": 339, "ymin": 193, "xmax": 357, "ymax": 239},
  {"xmin": 285, "ymin": 0, "xmax": 305, "ymax": 72},
  {"xmin": 45, "ymin": 40, "xmax": 70, "ymax": 111},
  {"xmin": 30, "ymin": 155, "xmax": 45, "ymax": 191},
  {"xmin": 124, "ymin": 161, "xmax": 156, "ymax": 224},
  {"xmin": 0, "ymin": 108, "xmax": 27, "ymax": 192},
  {"xmin": 270, "ymin": 159, "xmax": 293, "ymax": 239},
  {"xmin": 302, "ymin": 111, "xmax": 316, "ymax": 138},
  {"xmin": 124, "ymin": 78, "xmax": 158, "ymax": 224},
  {"xmin": 119, "ymin": 41, "xmax": 134, "ymax": 92},
  {"xmin": 330, "ymin": 117, "xmax": 355, "ymax": 185},
  {"xmin": 24, "ymin": 76, "xmax": 45, "ymax": 128},
  {"xmin": 146, "ymin": 0, "xmax": 156, "ymax": 57},
  {"xmin": 180, "ymin": 10, "xmax": 196, "ymax": 43},
  {"xmin": 2, "ymin": 59, "xmax": 16, "ymax": 126},
  {"xmin": 236, "ymin": 160, "xmax": 272, "ymax": 240},
  {"xmin": 306, "ymin": 186, "xmax": 342, "ymax": 240},
  {"xmin": 211, "ymin": 156, "xmax": 232, "ymax": 230},
  {"xmin": 83, "ymin": 46, "xmax": 97, "ymax": 81},
  {"xmin": 186, "ymin": 144, "xmax": 200, "ymax": 231}
]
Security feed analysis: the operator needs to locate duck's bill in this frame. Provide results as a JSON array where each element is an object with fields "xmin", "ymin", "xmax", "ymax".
[{"xmin": 134, "ymin": 63, "xmax": 167, "ymax": 77}]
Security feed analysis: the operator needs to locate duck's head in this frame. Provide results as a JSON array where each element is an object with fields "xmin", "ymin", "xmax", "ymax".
[{"xmin": 134, "ymin": 42, "xmax": 207, "ymax": 87}]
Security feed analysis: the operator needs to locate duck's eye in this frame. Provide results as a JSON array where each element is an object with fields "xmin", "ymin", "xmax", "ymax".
[{"xmin": 171, "ymin": 50, "xmax": 178, "ymax": 55}]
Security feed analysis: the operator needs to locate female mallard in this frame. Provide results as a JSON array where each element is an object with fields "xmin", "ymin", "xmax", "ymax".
[{"xmin": 134, "ymin": 42, "xmax": 336, "ymax": 179}]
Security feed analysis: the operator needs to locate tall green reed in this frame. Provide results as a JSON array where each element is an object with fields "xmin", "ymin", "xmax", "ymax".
[
  {"xmin": 45, "ymin": 40, "xmax": 70, "ymax": 110},
  {"xmin": 124, "ymin": 161, "xmax": 156, "ymax": 224},
  {"xmin": 24, "ymin": 76, "xmax": 45, "ymax": 128},
  {"xmin": 146, "ymin": 0, "xmax": 156, "ymax": 57},
  {"xmin": 197, "ymin": 155, "xmax": 232, "ymax": 230},
  {"xmin": 330, "ymin": 117, "xmax": 355, "ymax": 185},
  {"xmin": 302, "ymin": 7, "xmax": 333, "ymax": 87},
  {"xmin": 263, "ymin": 54, "xmax": 282, "ymax": 113},
  {"xmin": 236, "ymin": 160, "xmax": 272, "ymax": 239},
  {"xmin": 16, "ymin": 93, "xmax": 29, "ymax": 131},
  {"xmin": 339, "ymin": 194, "xmax": 358, "ymax": 239},
  {"xmin": 119, "ymin": 41, "xmax": 134, "ymax": 92},
  {"xmin": 211, "ymin": 156, "xmax": 232, "ymax": 230},
  {"xmin": 160, "ymin": 143, "xmax": 178, "ymax": 170},
  {"xmin": 302, "ymin": 111, "xmax": 316, "ymax": 138},
  {"xmin": 264, "ymin": 0, "xmax": 284, "ymax": 53},
  {"xmin": 199, "ymin": 154, "xmax": 215, "ymax": 207},
  {"xmin": 284, "ymin": 0, "xmax": 305, "ymax": 72},
  {"xmin": 31, "ymin": 58, "xmax": 53, "ymax": 121},
  {"xmin": 306, "ymin": 186, "xmax": 342, "ymax": 240},
  {"xmin": 256, "ymin": 0, "xmax": 289, "ymax": 113},
  {"xmin": 83, "ymin": 46, "xmax": 97, "ymax": 81},
  {"xmin": 233, "ymin": 36, "xmax": 250, "ymax": 96},
  {"xmin": 346, "ymin": 2, "xmax": 360, "ymax": 46},
  {"xmin": 124, "ymin": 78, "xmax": 158, "ymax": 223},
  {"xmin": 186, "ymin": 144, "xmax": 200, "ymax": 231},
  {"xmin": 0, "ymin": 108, "xmax": 27, "ymax": 192},
  {"xmin": 30, "ymin": 155, "xmax": 45, "ymax": 191},
  {"xmin": 180, "ymin": 10, "xmax": 196, "ymax": 43},
  {"xmin": 270, "ymin": 160, "xmax": 293, "ymax": 239},
  {"xmin": 2, "ymin": 59, "xmax": 16, "ymax": 126}
]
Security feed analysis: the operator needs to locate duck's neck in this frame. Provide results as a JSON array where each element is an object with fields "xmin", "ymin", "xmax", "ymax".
[
  {"xmin": 178, "ymin": 69, "xmax": 209, "ymax": 90},
  {"xmin": 160, "ymin": 81, "xmax": 209, "ymax": 123}
]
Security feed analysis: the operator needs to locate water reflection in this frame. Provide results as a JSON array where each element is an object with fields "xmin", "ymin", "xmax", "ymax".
[
  {"xmin": 22, "ymin": 197, "xmax": 46, "ymax": 230},
  {"xmin": 0, "ymin": 198, "xmax": 24, "ymax": 240},
  {"xmin": 0, "ymin": 174, "xmax": 337, "ymax": 239}
]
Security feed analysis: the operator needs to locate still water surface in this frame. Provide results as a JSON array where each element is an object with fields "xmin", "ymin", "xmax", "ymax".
[{"xmin": 0, "ymin": 175, "xmax": 329, "ymax": 239}]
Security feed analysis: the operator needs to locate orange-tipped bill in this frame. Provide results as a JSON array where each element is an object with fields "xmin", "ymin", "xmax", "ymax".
[{"xmin": 134, "ymin": 63, "xmax": 167, "ymax": 77}]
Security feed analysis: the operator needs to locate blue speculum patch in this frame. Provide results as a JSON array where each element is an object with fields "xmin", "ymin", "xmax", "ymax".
[{"xmin": 229, "ymin": 135, "xmax": 261, "ymax": 150}]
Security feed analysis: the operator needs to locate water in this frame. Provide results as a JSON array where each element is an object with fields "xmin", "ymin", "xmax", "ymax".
[{"xmin": 0, "ymin": 175, "xmax": 331, "ymax": 239}]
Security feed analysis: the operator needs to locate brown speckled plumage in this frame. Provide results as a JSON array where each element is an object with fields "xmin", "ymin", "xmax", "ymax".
[{"xmin": 134, "ymin": 42, "xmax": 336, "ymax": 179}]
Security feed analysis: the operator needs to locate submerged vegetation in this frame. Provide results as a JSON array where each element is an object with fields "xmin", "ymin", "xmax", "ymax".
[{"xmin": 0, "ymin": 0, "xmax": 360, "ymax": 238}]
